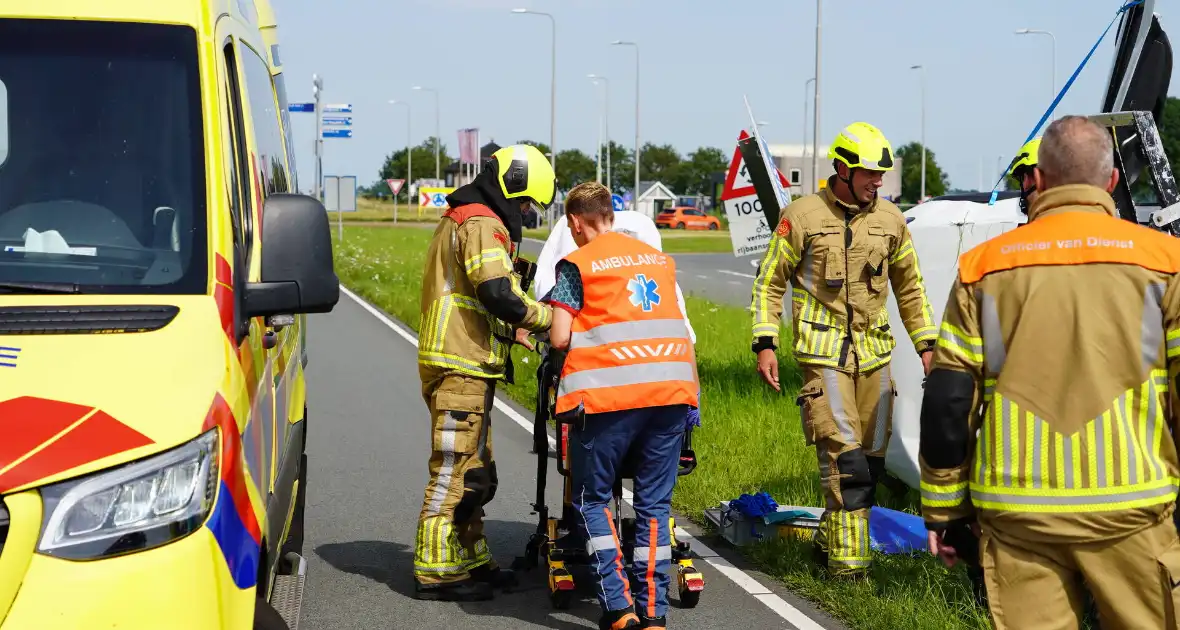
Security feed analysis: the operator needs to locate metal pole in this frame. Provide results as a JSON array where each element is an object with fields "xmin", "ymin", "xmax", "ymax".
[
  {"xmin": 803, "ymin": 77, "xmax": 814, "ymax": 194},
  {"xmin": 612, "ymin": 41, "xmax": 640, "ymax": 211},
  {"xmin": 812, "ymin": 0, "xmax": 821, "ymax": 196},
  {"xmin": 911, "ymin": 64, "xmax": 926, "ymax": 201},
  {"xmin": 313, "ymin": 74, "xmax": 323, "ymax": 202},
  {"xmin": 388, "ymin": 100, "xmax": 410, "ymax": 224}
]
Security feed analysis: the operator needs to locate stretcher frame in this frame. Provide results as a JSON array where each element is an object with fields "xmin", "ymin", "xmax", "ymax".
[{"xmin": 511, "ymin": 340, "xmax": 706, "ymax": 610}]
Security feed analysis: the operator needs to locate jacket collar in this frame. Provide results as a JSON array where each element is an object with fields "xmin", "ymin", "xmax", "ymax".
[{"xmin": 1027, "ymin": 184, "xmax": 1118, "ymax": 222}]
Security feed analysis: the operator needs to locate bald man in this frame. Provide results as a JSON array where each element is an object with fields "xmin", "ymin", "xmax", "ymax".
[{"xmin": 918, "ymin": 115, "xmax": 1180, "ymax": 630}]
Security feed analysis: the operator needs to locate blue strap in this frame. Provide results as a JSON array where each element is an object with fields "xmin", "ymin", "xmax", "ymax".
[{"xmin": 988, "ymin": 0, "xmax": 1144, "ymax": 205}]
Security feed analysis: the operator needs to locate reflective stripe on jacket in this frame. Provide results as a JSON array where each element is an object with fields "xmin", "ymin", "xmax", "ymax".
[
  {"xmin": 556, "ymin": 231, "xmax": 698, "ymax": 415},
  {"xmin": 418, "ymin": 203, "xmax": 551, "ymax": 379},
  {"xmin": 751, "ymin": 182, "xmax": 936, "ymax": 373},
  {"xmin": 921, "ymin": 184, "xmax": 1180, "ymax": 543}
]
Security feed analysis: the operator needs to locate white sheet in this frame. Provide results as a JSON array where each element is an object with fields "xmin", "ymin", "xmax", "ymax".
[{"xmin": 884, "ymin": 198, "xmax": 1026, "ymax": 488}]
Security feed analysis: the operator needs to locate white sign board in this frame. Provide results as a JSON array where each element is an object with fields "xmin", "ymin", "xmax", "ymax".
[
  {"xmin": 723, "ymin": 194, "xmax": 772, "ymax": 257},
  {"xmin": 323, "ymin": 176, "xmax": 340, "ymax": 213},
  {"xmin": 323, "ymin": 175, "xmax": 357, "ymax": 212},
  {"xmin": 720, "ymin": 130, "xmax": 770, "ymax": 258}
]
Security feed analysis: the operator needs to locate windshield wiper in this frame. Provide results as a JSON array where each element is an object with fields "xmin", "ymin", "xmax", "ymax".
[{"xmin": 0, "ymin": 281, "xmax": 82, "ymax": 294}]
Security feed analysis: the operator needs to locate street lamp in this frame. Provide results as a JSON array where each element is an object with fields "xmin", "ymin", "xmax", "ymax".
[
  {"xmin": 803, "ymin": 77, "xmax": 815, "ymax": 194},
  {"xmin": 1015, "ymin": 28, "xmax": 1056, "ymax": 103},
  {"xmin": 412, "ymin": 86, "xmax": 440, "ymax": 181},
  {"xmin": 813, "ymin": 0, "xmax": 822, "ymax": 197},
  {"xmin": 911, "ymin": 64, "xmax": 926, "ymax": 202},
  {"xmin": 388, "ymin": 99, "xmax": 411, "ymax": 224},
  {"xmin": 589, "ymin": 74, "xmax": 610, "ymax": 188},
  {"xmin": 612, "ymin": 40, "xmax": 640, "ymax": 210},
  {"xmin": 513, "ymin": 8, "xmax": 557, "ymax": 179}
]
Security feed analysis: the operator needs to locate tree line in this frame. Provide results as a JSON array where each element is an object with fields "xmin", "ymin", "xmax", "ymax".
[{"xmin": 366, "ymin": 136, "xmax": 961, "ymax": 206}]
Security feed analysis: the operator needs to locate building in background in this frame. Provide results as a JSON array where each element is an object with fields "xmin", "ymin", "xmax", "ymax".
[{"xmin": 767, "ymin": 144, "xmax": 903, "ymax": 202}]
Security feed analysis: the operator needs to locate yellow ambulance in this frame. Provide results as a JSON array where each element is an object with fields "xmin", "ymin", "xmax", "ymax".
[{"xmin": 0, "ymin": 1, "xmax": 338, "ymax": 628}]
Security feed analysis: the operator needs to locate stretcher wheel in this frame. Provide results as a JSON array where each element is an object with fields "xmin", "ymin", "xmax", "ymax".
[
  {"xmin": 677, "ymin": 587, "xmax": 701, "ymax": 609},
  {"xmin": 550, "ymin": 588, "xmax": 573, "ymax": 610},
  {"xmin": 676, "ymin": 562, "xmax": 705, "ymax": 609}
]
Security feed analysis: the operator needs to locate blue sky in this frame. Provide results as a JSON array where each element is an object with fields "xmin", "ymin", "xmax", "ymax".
[{"xmin": 274, "ymin": 0, "xmax": 1178, "ymax": 194}]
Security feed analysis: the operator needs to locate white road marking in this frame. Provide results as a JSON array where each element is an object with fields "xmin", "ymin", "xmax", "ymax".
[
  {"xmin": 341, "ymin": 285, "xmax": 828, "ymax": 630},
  {"xmin": 695, "ymin": 274, "xmax": 709, "ymax": 279},
  {"xmin": 728, "ymin": 280, "xmax": 742, "ymax": 286},
  {"xmin": 718, "ymin": 269, "xmax": 757, "ymax": 279}
]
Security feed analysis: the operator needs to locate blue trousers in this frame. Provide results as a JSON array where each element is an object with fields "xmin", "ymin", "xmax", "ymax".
[{"xmin": 570, "ymin": 404, "xmax": 687, "ymax": 620}]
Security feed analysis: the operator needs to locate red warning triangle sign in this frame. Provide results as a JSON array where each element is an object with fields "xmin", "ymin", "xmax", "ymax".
[{"xmin": 721, "ymin": 130, "xmax": 792, "ymax": 201}]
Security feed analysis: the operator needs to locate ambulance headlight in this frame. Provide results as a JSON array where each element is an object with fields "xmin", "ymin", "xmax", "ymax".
[{"xmin": 37, "ymin": 429, "xmax": 219, "ymax": 559}]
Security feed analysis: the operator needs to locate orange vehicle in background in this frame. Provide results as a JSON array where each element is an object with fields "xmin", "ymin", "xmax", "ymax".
[{"xmin": 655, "ymin": 206, "xmax": 721, "ymax": 230}]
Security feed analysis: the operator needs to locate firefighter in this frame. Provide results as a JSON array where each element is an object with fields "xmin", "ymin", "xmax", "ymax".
[
  {"xmin": 546, "ymin": 182, "xmax": 699, "ymax": 630},
  {"xmin": 920, "ymin": 115, "xmax": 1180, "ymax": 629},
  {"xmin": 414, "ymin": 144, "xmax": 556, "ymax": 602},
  {"xmin": 1007, "ymin": 136, "xmax": 1042, "ymax": 214},
  {"xmin": 750, "ymin": 121, "xmax": 938, "ymax": 577}
]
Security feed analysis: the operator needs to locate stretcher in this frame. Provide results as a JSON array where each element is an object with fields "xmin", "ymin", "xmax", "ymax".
[{"xmin": 512, "ymin": 340, "xmax": 706, "ymax": 610}]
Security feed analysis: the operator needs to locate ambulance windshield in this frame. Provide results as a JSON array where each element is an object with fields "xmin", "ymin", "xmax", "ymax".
[{"xmin": 0, "ymin": 19, "xmax": 207, "ymax": 295}]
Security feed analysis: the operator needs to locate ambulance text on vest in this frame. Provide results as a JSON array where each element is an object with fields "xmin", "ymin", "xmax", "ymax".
[{"xmin": 590, "ymin": 253, "xmax": 669, "ymax": 274}]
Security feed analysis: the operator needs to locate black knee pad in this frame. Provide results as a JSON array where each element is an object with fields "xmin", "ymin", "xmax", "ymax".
[
  {"xmin": 455, "ymin": 466, "xmax": 492, "ymax": 524},
  {"xmin": 483, "ymin": 461, "xmax": 498, "ymax": 506},
  {"xmin": 836, "ymin": 449, "xmax": 874, "ymax": 511},
  {"xmin": 866, "ymin": 455, "xmax": 886, "ymax": 503}
]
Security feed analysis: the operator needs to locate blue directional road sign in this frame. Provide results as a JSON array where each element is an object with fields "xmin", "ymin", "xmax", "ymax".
[
  {"xmin": 611, "ymin": 194, "xmax": 625, "ymax": 212},
  {"xmin": 322, "ymin": 128, "xmax": 352, "ymax": 139},
  {"xmin": 288, "ymin": 102, "xmax": 314, "ymax": 112},
  {"xmin": 323, "ymin": 116, "xmax": 352, "ymax": 126},
  {"xmin": 324, "ymin": 103, "xmax": 353, "ymax": 113}
]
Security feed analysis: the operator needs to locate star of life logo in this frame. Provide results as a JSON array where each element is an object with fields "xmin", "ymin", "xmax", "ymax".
[{"xmin": 627, "ymin": 273, "xmax": 661, "ymax": 312}]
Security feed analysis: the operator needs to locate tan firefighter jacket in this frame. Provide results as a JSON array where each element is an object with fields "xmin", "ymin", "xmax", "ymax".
[
  {"xmin": 418, "ymin": 203, "xmax": 552, "ymax": 380},
  {"xmin": 921, "ymin": 184, "xmax": 1180, "ymax": 543},
  {"xmin": 751, "ymin": 181, "xmax": 938, "ymax": 373}
]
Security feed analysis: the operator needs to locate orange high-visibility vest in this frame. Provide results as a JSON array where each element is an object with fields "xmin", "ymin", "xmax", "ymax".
[{"xmin": 555, "ymin": 231, "xmax": 699, "ymax": 416}]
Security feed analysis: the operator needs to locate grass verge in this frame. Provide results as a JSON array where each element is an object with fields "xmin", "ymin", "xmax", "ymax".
[{"xmin": 332, "ymin": 225, "xmax": 992, "ymax": 630}]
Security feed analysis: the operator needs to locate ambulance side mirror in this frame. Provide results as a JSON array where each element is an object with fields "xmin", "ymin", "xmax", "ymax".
[{"xmin": 244, "ymin": 193, "xmax": 341, "ymax": 318}]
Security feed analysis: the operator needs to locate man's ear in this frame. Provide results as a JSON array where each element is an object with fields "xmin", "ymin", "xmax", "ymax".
[
  {"xmin": 1033, "ymin": 166, "xmax": 1046, "ymax": 193},
  {"xmin": 1106, "ymin": 167, "xmax": 1120, "ymax": 194}
]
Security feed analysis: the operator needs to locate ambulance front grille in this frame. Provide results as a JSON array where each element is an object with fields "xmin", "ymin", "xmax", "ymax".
[{"xmin": 0, "ymin": 305, "xmax": 179, "ymax": 334}]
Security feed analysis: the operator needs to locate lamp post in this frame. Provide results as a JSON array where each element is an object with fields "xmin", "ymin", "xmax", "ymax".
[
  {"xmin": 612, "ymin": 40, "xmax": 640, "ymax": 210},
  {"xmin": 812, "ymin": 0, "xmax": 822, "ymax": 196},
  {"xmin": 803, "ymin": 77, "xmax": 815, "ymax": 194},
  {"xmin": 412, "ymin": 86, "xmax": 440, "ymax": 182},
  {"xmin": 589, "ymin": 74, "xmax": 610, "ymax": 189},
  {"xmin": 512, "ymin": 8, "xmax": 557, "ymax": 182},
  {"xmin": 911, "ymin": 64, "xmax": 926, "ymax": 202},
  {"xmin": 1015, "ymin": 28, "xmax": 1057, "ymax": 103},
  {"xmin": 388, "ymin": 99, "xmax": 410, "ymax": 224}
]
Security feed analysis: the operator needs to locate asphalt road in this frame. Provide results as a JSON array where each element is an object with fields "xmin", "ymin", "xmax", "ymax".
[
  {"xmin": 519, "ymin": 237, "xmax": 761, "ymax": 309},
  {"xmin": 297, "ymin": 290, "xmax": 845, "ymax": 630}
]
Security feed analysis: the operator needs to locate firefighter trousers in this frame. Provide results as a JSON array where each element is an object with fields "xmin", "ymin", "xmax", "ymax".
[
  {"xmin": 414, "ymin": 372, "xmax": 500, "ymax": 585},
  {"xmin": 980, "ymin": 513, "xmax": 1180, "ymax": 630},
  {"xmin": 796, "ymin": 363, "xmax": 895, "ymax": 576}
]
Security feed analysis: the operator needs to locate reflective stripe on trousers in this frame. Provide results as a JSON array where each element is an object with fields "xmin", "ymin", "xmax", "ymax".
[{"xmin": 571, "ymin": 405, "xmax": 684, "ymax": 618}]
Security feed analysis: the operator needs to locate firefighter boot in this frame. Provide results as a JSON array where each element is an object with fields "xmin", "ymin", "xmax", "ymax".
[
  {"xmin": 469, "ymin": 565, "xmax": 518, "ymax": 590},
  {"xmin": 598, "ymin": 608, "xmax": 641, "ymax": 630},
  {"xmin": 414, "ymin": 578, "xmax": 494, "ymax": 602}
]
